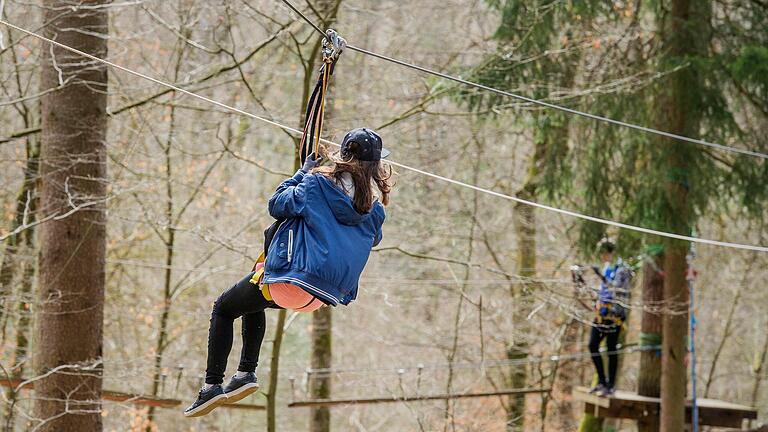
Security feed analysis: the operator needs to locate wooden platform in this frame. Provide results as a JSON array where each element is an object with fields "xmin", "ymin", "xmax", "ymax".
[
  {"xmin": 1, "ymin": 377, "xmax": 267, "ymax": 411},
  {"xmin": 574, "ymin": 387, "xmax": 758, "ymax": 429},
  {"xmin": 1, "ymin": 378, "xmax": 181, "ymax": 409}
]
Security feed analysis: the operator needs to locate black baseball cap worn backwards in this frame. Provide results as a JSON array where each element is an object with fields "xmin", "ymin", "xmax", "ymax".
[{"xmin": 340, "ymin": 128, "xmax": 390, "ymax": 161}]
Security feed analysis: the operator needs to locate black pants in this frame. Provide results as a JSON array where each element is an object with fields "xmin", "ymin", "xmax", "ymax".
[
  {"xmin": 588, "ymin": 322, "xmax": 620, "ymax": 387},
  {"xmin": 205, "ymin": 272, "xmax": 269, "ymax": 385}
]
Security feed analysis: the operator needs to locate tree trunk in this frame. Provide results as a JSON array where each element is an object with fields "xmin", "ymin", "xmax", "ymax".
[
  {"xmin": 656, "ymin": 0, "xmax": 709, "ymax": 430},
  {"xmin": 146, "ymin": 48, "xmax": 185, "ymax": 430},
  {"xmin": 145, "ymin": 225, "xmax": 174, "ymax": 430},
  {"xmin": 637, "ymin": 252, "xmax": 664, "ymax": 432},
  {"xmin": 310, "ymin": 308, "xmax": 332, "ymax": 432},
  {"xmin": 507, "ymin": 202, "xmax": 534, "ymax": 430},
  {"xmin": 750, "ymin": 332, "xmax": 768, "ymax": 407},
  {"xmin": 0, "ymin": 136, "xmax": 40, "ymax": 343},
  {"xmin": 0, "ymin": 23, "xmax": 40, "ymax": 343},
  {"xmin": 1, "ymin": 127, "xmax": 40, "ymax": 431},
  {"xmin": 267, "ymin": 309, "xmax": 287, "ymax": 432},
  {"xmin": 4, "ymin": 238, "xmax": 38, "ymax": 432},
  {"xmin": 0, "ymin": 121, "xmax": 39, "ymax": 432},
  {"xmin": 508, "ymin": 106, "xmax": 572, "ymax": 429},
  {"xmin": 34, "ymin": 1, "xmax": 109, "ymax": 430},
  {"xmin": 660, "ymin": 245, "xmax": 688, "ymax": 432}
]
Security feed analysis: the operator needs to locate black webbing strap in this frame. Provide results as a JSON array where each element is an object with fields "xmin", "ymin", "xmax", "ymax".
[
  {"xmin": 299, "ymin": 62, "xmax": 333, "ymax": 163},
  {"xmin": 298, "ymin": 29, "xmax": 346, "ymax": 164}
]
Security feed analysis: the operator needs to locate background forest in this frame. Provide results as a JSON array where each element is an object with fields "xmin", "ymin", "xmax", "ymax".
[{"xmin": 0, "ymin": 0, "xmax": 766, "ymax": 431}]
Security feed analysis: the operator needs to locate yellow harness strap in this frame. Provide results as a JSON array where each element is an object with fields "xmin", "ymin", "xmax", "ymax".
[
  {"xmin": 261, "ymin": 283, "xmax": 272, "ymax": 302},
  {"xmin": 249, "ymin": 252, "xmax": 272, "ymax": 301},
  {"xmin": 596, "ymin": 302, "xmax": 624, "ymax": 327}
]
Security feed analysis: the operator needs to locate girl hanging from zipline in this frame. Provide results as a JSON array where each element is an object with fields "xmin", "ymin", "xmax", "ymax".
[{"xmin": 184, "ymin": 128, "xmax": 392, "ymax": 417}]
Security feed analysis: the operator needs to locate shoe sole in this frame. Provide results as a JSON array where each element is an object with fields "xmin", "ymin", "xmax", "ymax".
[
  {"xmin": 183, "ymin": 393, "xmax": 228, "ymax": 418},
  {"xmin": 224, "ymin": 382, "xmax": 260, "ymax": 403}
]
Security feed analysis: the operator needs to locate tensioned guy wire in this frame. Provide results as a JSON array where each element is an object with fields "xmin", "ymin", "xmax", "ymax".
[
  {"xmin": 2, "ymin": 19, "xmax": 767, "ymax": 252},
  {"xmin": 278, "ymin": 0, "xmax": 768, "ymax": 160}
]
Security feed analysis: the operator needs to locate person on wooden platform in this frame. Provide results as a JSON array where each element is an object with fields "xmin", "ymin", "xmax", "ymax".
[{"xmin": 587, "ymin": 240, "xmax": 633, "ymax": 397}]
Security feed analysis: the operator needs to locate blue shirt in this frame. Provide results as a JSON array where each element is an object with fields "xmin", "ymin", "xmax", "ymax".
[{"xmin": 597, "ymin": 262, "xmax": 618, "ymax": 305}]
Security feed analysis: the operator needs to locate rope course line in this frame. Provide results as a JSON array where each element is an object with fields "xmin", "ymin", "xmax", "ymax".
[
  {"xmin": 278, "ymin": 0, "xmax": 768, "ymax": 161},
  {"xmin": 2, "ymin": 20, "xmax": 767, "ymax": 253},
  {"xmin": 301, "ymin": 344, "xmax": 660, "ymax": 376},
  {"xmin": 84, "ymin": 344, "xmax": 662, "ymax": 384},
  {"xmin": 80, "ymin": 342, "xmax": 751, "ymax": 390},
  {"xmin": 286, "ymin": 387, "xmax": 550, "ymax": 407}
]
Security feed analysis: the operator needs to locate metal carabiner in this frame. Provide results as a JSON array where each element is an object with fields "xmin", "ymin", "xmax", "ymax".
[{"xmin": 322, "ymin": 28, "xmax": 346, "ymax": 63}]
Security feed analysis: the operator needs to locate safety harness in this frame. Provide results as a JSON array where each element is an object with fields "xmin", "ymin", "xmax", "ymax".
[
  {"xmin": 594, "ymin": 262, "xmax": 634, "ymax": 327},
  {"xmin": 571, "ymin": 262, "xmax": 634, "ymax": 328}
]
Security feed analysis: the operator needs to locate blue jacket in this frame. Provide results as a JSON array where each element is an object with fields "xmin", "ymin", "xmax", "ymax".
[{"xmin": 262, "ymin": 169, "xmax": 385, "ymax": 306}]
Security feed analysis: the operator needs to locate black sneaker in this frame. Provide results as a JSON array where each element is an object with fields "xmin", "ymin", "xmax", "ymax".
[
  {"xmin": 589, "ymin": 383, "xmax": 608, "ymax": 395},
  {"xmin": 223, "ymin": 372, "xmax": 260, "ymax": 403},
  {"xmin": 183, "ymin": 385, "xmax": 227, "ymax": 417},
  {"xmin": 601, "ymin": 386, "xmax": 616, "ymax": 397}
]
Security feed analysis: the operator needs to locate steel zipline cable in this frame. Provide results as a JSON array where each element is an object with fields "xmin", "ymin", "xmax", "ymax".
[
  {"xmin": 278, "ymin": 0, "xmax": 768, "ymax": 161},
  {"xmin": 1, "ymin": 19, "xmax": 767, "ymax": 253}
]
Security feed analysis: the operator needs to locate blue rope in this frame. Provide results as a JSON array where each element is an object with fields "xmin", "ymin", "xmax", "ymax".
[{"xmin": 688, "ymin": 245, "xmax": 699, "ymax": 432}]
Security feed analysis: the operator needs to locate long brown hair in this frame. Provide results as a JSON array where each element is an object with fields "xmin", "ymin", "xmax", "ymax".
[{"xmin": 313, "ymin": 152, "xmax": 393, "ymax": 214}]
